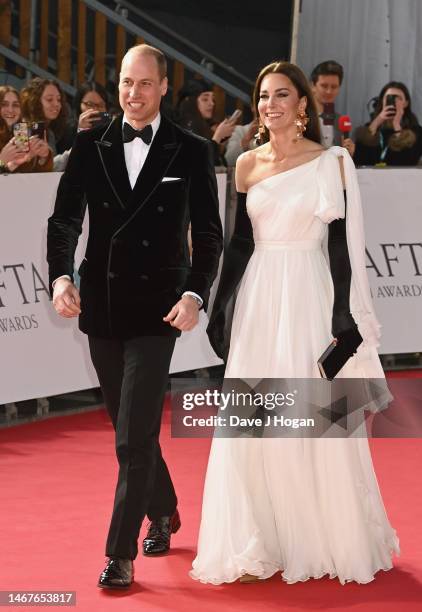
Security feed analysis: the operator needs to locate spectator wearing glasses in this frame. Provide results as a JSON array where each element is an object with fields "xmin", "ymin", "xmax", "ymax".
[
  {"xmin": 73, "ymin": 81, "xmax": 110, "ymax": 131},
  {"xmin": 53, "ymin": 82, "xmax": 110, "ymax": 171}
]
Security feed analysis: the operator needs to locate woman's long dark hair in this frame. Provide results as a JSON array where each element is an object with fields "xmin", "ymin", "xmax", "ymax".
[
  {"xmin": 372, "ymin": 81, "xmax": 419, "ymax": 129},
  {"xmin": 253, "ymin": 61, "xmax": 321, "ymax": 145},
  {"xmin": 176, "ymin": 96, "xmax": 213, "ymax": 139},
  {"xmin": 0, "ymin": 85, "xmax": 21, "ymax": 139},
  {"xmin": 73, "ymin": 81, "xmax": 109, "ymax": 116},
  {"xmin": 20, "ymin": 77, "xmax": 68, "ymax": 138}
]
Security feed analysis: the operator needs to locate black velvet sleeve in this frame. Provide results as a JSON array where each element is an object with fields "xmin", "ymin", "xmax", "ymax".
[
  {"xmin": 183, "ymin": 139, "xmax": 223, "ymax": 310},
  {"xmin": 206, "ymin": 192, "xmax": 254, "ymax": 361},
  {"xmin": 328, "ymin": 190, "xmax": 359, "ymax": 338},
  {"xmin": 47, "ymin": 131, "xmax": 87, "ymax": 293}
]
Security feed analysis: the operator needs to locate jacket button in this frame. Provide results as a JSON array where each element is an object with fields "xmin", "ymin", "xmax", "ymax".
[
  {"xmin": 141, "ymin": 239, "xmax": 150, "ymax": 247},
  {"xmin": 109, "ymin": 272, "xmax": 116, "ymax": 279},
  {"xmin": 140, "ymin": 274, "xmax": 149, "ymax": 281},
  {"xmin": 157, "ymin": 205, "xmax": 164, "ymax": 213},
  {"xmin": 103, "ymin": 202, "xmax": 110, "ymax": 209}
]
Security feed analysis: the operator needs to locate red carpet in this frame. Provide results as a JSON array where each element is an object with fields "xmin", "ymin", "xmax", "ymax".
[{"xmin": 0, "ymin": 399, "xmax": 421, "ymax": 611}]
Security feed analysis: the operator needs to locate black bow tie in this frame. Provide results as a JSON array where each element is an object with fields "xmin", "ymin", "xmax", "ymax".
[{"xmin": 123, "ymin": 122, "xmax": 153, "ymax": 144}]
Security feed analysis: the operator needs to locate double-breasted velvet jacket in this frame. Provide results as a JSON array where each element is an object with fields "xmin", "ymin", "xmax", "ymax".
[{"xmin": 47, "ymin": 113, "xmax": 223, "ymax": 338}]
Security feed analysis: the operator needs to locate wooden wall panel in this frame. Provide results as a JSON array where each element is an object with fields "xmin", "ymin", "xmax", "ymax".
[
  {"xmin": 57, "ymin": 0, "xmax": 71, "ymax": 82},
  {"xmin": 94, "ymin": 12, "xmax": 106, "ymax": 85},
  {"xmin": 77, "ymin": 1, "xmax": 86, "ymax": 85},
  {"xmin": 213, "ymin": 85, "xmax": 226, "ymax": 121},
  {"xmin": 172, "ymin": 61, "xmax": 184, "ymax": 104},
  {"xmin": 19, "ymin": 0, "xmax": 31, "ymax": 58},
  {"xmin": 0, "ymin": 0, "xmax": 12, "ymax": 69},
  {"xmin": 115, "ymin": 24, "xmax": 125, "ymax": 78},
  {"xmin": 39, "ymin": 0, "xmax": 49, "ymax": 70}
]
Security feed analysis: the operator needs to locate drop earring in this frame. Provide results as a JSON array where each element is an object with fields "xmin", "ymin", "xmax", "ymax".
[{"xmin": 294, "ymin": 108, "xmax": 309, "ymax": 139}]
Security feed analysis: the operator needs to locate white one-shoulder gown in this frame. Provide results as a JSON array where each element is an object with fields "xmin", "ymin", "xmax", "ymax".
[{"xmin": 190, "ymin": 147, "xmax": 399, "ymax": 586}]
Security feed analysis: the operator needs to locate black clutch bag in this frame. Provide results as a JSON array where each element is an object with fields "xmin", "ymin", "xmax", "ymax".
[{"xmin": 317, "ymin": 327, "xmax": 363, "ymax": 380}]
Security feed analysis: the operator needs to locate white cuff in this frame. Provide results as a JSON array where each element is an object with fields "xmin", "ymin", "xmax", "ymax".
[
  {"xmin": 52, "ymin": 275, "xmax": 72, "ymax": 288},
  {"xmin": 182, "ymin": 291, "xmax": 203, "ymax": 307}
]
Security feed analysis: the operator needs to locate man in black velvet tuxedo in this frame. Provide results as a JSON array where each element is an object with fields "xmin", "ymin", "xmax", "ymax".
[{"xmin": 47, "ymin": 44, "xmax": 223, "ymax": 589}]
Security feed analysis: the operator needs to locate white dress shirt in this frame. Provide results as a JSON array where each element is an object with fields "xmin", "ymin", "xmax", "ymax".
[
  {"xmin": 319, "ymin": 116, "xmax": 335, "ymax": 147},
  {"xmin": 123, "ymin": 112, "xmax": 161, "ymax": 188}
]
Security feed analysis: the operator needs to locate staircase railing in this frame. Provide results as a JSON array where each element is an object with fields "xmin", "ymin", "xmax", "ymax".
[{"xmin": 0, "ymin": 0, "xmax": 251, "ymax": 116}]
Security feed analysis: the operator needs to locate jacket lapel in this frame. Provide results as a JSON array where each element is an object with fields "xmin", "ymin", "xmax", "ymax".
[
  {"xmin": 95, "ymin": 115, "xmax": 132, "ymax": 210},
  {"xmin": 128, "ymin": 114, "xmax": 181, "ymax": 211}
]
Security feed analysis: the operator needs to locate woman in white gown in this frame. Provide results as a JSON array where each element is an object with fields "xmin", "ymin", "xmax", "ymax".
[{"xmin": 190, "ymin": 62, "xmax": 399, "ymax": 586}]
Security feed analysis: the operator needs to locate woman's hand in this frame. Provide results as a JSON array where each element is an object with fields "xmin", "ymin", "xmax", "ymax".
[
  {"xmin": 241, "ymin": 120, "xmax": 258, "ymax": 151},
  {"xmin": 369, "ymin": 105, "xmax": 396, "ymax": 134},
  {"xmin": 0, "ymin": 138, "xmax": 30, "ymax": 170},
  {"xmin": 78, "ymin": 109, "xmax": 101, "ymax": 130},
  {"xmin": 392, "ymin": 105, "xmax": 405, "ymax": 132},
  {"xmin": 28, "ymin": 136, "xmax": 51, "ymax": 162},
  {"xmin": 212, "ymin": 118, "xmax": 236, "ymax": 144}
]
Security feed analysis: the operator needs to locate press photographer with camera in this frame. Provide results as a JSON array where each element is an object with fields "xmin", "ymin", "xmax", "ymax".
[{"xmin": 354, "ymin": 81, "xmax": 422, "ymax": 166}]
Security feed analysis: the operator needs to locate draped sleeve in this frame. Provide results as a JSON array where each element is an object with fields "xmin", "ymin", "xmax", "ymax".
[
  {"xmin": 315, "ymin": 148, "xmax": 345, "ymax": 223},
  {"xmin": 318, "ymin": 146, "xmax": 382, "ymax": 350}
]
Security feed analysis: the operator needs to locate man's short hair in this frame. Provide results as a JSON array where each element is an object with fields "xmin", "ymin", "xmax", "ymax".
[
  {"xmin": 122, "ymin": 44, "xmax": 167, "ymax": 80},
  {"xmin": 310, "ymin": 60, "xmax": 344, "ymax": 85}
]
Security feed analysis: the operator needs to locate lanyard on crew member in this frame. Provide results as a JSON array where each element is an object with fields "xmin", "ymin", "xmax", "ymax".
[{"xmin": 379, "ymin": 130, "xmax": 389, "ymax": 162}]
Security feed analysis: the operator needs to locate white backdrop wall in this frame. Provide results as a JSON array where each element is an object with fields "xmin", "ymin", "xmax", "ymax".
[
  {"xmin": 1, "ymin": 169, "xmax": 421, "ymax": 404},
  {"xmin": 296, "ymin": 0, "xmax": 422, "ymax": 130}
]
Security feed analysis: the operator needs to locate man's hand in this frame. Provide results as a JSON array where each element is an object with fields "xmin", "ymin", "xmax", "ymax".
[
  {"xmin": 163, "ymin": 295, "xmax": 199, "ymax": 331},
  {"xmin": 342, "ymin": 136, "xmax": 355, "ymax": 157},
  {"xmin": 52, "ymin": 278, "xmax": 81, "ymax": 318}
]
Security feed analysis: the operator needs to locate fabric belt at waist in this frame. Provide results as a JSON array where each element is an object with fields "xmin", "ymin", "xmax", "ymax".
[{"xmin": 254, "ymin": 239, "xmax": 321, "ymax": 251}]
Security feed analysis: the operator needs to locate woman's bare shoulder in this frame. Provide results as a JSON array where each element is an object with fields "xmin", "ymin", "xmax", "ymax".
[{"xmin": 235, "ymin": 146, "xmax": 267, "ymax": 191}]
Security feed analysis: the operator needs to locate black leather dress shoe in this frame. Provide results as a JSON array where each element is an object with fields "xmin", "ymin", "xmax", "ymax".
[
  {"xmin": 143, "ymin": 509, "xmax": 181, "ymax": 556},
  {"xmin": 98, "ymin": 558, "xmax": 134, "ymax": 589}
]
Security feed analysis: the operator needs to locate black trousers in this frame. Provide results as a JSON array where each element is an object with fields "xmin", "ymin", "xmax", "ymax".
[{"xmin": 88, "ymin": 335, "xmax": 177, "ymax": 560}]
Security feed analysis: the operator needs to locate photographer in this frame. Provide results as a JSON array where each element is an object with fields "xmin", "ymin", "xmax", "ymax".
[{"xmin": 354, "ymin": 81, "xmax": 422, "ymax": 166}]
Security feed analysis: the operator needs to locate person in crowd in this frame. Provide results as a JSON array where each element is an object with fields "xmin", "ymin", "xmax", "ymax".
[
  {"xmin": 224, "ymin": 112, "xmax": 258, "ymax": 166},
  {"xmin": 52, "ymin": 82, "xmax": 110, "ymax": 171},
  {"xmin": 310, "ymin": 60, "xmax": 355, "ymax": 156},
  {"xmin": 72, "ymin": 81, "xmax": 109, "ymax": 133},
  {"xmin": 191, "ymin": 60, "xmax": 398, "ymax": 586},
  {"xmin": 354, "ymin": 81, "xmax": 422, "ymax": 166},
  {"xmin": 176, "ymin": 79, "xmax": 237, "ymax": 165},
  {"xmin": 0, "ymin": 85, "xmax": 52, "ymax": 173},
  {"xmin": 20, "ymin": 77, "xmax": 68, "ymax": 154}
]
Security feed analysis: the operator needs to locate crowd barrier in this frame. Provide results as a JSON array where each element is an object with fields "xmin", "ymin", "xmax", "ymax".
[{"xmin": 1, "ymin": 167, "xmax": 421, "ymax": 403}]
